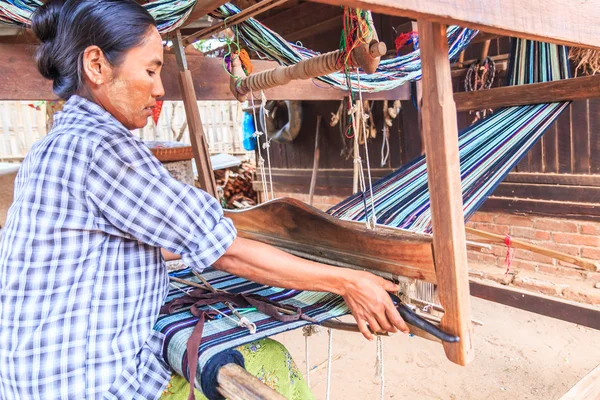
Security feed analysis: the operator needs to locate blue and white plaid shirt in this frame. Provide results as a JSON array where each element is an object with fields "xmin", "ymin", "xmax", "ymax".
[{"xmin": 0, "ymin": 95, "xmax": 236, "ymax": 399}]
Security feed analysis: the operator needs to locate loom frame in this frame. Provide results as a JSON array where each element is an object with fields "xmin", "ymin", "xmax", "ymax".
[{"xmin": 2, "ymin": 0, "xmax": 600, "ymax": 397}]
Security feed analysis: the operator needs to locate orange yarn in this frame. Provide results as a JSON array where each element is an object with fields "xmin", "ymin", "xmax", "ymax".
[{"xmin": 238, "ymin": 49, "xmax": 253, "ymax": 75}]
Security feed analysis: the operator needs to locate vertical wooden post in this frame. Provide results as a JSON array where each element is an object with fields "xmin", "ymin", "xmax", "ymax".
[
  {"xmin": 173, "ymin": 30, "xmax": 218, "ymax": 196},
  {"xmin": 418, "ymin": 20, "xmax": 474, "ymax": 366}
]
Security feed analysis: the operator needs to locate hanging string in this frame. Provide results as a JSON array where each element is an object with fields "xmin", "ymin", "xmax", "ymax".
[
  {"xmin": 249, "ymin": 92, "xmax": 270, "ymax": 202},
  {"xmin": 325, "ymin": 328, "xmax": 334, "ymax": 400},
  {"xmin": 355, "ymin": 68, "xmax": 378, "ymax": 229},
  {"xmin": 375, "ymin": 336, "xmax": 385, "ymax": 400},
  {"xmin": 260, "ymin": 91, "xmax": 275, "ymax": 199}
]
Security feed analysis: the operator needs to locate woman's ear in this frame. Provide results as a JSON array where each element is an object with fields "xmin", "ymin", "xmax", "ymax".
[{"xmin": 82, "ymin": 45, "xmax": 110, "ymax": 86}]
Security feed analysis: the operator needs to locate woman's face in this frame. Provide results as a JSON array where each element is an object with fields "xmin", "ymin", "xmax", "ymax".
[{"xmin": 83, "ymin": 27, "xmax": 165, "ymax": 130}]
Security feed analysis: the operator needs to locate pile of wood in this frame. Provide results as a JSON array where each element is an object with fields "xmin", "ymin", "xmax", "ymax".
[{"xmin": 214, "ymin": 162, "xmax": 258, "ymax": 209}]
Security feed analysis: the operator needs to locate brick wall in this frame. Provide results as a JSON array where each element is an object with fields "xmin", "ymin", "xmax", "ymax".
[
  {"xmin": 466, "ymin": 213, "xmax": 600, "ymax": 283},
  {"xmin": 273, "ymin": 190, "xmax": 600, "ymax": 304}
]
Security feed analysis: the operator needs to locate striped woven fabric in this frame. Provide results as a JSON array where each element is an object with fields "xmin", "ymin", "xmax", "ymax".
[
  {"xmin": 328, "ymin": 39, "xmax": 571, "ymax": 231},
  {"xmin": 154, "ymin": 267, "xmax": 349, "ymax": 388}
]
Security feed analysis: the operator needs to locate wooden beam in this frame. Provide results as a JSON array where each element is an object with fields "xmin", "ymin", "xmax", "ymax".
[
  {"xmin": 309, "ymin": 0, "xmax": 600, "ymax": 50},
  {"xmin": 179, "ymin": 0, "xmax": 229, "ymax": 29},
  {"xmin": 560, "ymin": 364, "xmax": 600, "ymax": 400},
  {"xmin": 0, "ymin": 44, "xmax": 409, "ymax": 101},
  {"xmin": 455, "ymin": 74, "xmax": 600, "ymax": 112},
  {"xmin": 217, "ymin": 364, "xmax": 285, "ymax": 400},
  {"xmin": 470, "ymin": 280, "xmax": 600, "ymax": 331},
  {"xmin": 182, "ymin": 0, "xmax": 288, "ymax": 45},
  {"xmin": 418, "ymin": 20, "xmax": 473, "ymax": 366},
  {"xmin": 172, "ymin": 31, "xmax": 218, "ymax": 196}
]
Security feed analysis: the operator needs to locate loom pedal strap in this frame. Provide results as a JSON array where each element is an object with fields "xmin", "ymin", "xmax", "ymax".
[{"xmin": 160, "ymin": 288, "xmax": 315, "ymax": 400}]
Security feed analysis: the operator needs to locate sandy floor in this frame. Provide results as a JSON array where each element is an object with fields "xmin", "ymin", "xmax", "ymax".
[{"xmin": 274, "ymin": 297, "xmax": 600, "ymax": 400}]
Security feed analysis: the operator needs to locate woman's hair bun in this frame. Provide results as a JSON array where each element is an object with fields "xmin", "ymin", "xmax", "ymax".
[{"xmin": 31, "ymin": 0, "xmax": 64, "ymax": 44}]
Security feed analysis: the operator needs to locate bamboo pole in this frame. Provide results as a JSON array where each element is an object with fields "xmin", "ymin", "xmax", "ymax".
[{"xmin": 466, "ymin": 227, "xmax": 600, "ymax": 272}]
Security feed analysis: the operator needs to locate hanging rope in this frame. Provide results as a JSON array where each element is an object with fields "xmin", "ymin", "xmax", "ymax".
[
  {"xmin": 325, "ymin": 328, "xmax": 334, "ymax": 400},
  {"xmin": 375, "ymin": 336, "xmax": 385, "ymax": 400}
]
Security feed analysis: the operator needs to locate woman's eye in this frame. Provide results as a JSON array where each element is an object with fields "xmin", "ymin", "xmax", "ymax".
[{"xmin": 147, "ymin": 70, "xmax": 156, "ymax": 76}]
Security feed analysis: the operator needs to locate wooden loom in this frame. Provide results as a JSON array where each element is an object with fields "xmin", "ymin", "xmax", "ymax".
[
  {"xmin": 3, "ymin": 0, "xmax": 600, "ymax": 398},
  {"xmin": 168, "ymin": 1, "xmax": 600, "ymax": 397}
]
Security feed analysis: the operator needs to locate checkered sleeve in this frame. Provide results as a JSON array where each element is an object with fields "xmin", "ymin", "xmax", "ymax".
[{"xmin": 85, "ymin": 141, "xmax": 236, "ymax": 272}]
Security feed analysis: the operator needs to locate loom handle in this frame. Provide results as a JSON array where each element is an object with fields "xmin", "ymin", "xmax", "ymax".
[{"xmin": 390, "ymin": 294, "xmax": 460, "ymax": 343}]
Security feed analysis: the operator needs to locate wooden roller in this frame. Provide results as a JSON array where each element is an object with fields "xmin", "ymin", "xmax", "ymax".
[{"xmin": 229, "ymin": 23, "xmax": 386, "ymax": 102}]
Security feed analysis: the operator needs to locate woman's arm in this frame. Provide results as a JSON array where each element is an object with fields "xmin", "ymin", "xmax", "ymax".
[
  {"xmin": 213, "ymin": 236, "xmax": 409, "ymax": 340},
  {"xmin": 161, "ymin": 248, "xmax": 181, "ymax": 261}
]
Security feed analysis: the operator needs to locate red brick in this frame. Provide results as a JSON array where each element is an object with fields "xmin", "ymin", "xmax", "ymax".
[
  {"xmin": 513, "ymin": 276, "xmax": 566, "ymax": 296},
  {"xmin": 510, "ymin": 227, "xmax": 535, "ymax": 239},
  {"xmin": 553, "ymin": 232, "xmax": 600, "ymax": 247},
  {"xmin": 562, "ymin": 287, "xmax": 600, "ymax": 305},
  {"xmin": 495, "ymin": 215, "xmax": 534, "ymax": 227},
  {"xmin": 586, "ymin": 272, "xmax": 600, "ymax": 282},
  {"xmin": 545, "ymin": 243, "xmax": 580, "ymax": 256},
  {"xmin": 533, "ymin": 230, "xmax": 552, "ymax": 241},
  {"xmin": 467, "ymin": 252, "xmax": 497, "ymax": 266},
  {"xmin": 581, "ymin": 247, "xmax": 600, "ymax": 261},
  {"xmin": 470, "ymin": 212, "xmax": 495, "ymax": 223},
  {"xmin": 536, "ymin": 264, "xmax": 558, "ymax": 275},
  {"xmin": 478, "ymin": 224, "xmax": 511, "ymax": 236},
  {"xmin": 492, "ymin": 245, "xmax": 508, "ymax": 258},
  {"xmin": 579, "ymin": 222, "xmax": 600, "ymax": 235},
  {"xmin": 534, "ymin": 219, "xmax": 578, "ymax": 233},
  {"xmin": 508, "ymin": 259, "xmax": 538, "ymax": 272},
  {"xmin": 555, "ymin": 264, "xmax": 587, "ymax": 279},
  {"xmin": 515, "ymin": 249, "xmax": 555, "ymax": 264}
]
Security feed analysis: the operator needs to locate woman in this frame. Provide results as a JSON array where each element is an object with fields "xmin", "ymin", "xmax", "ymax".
[{"xmin": 0, "ymin": 1, "xmax": 408, "ymax": 399}]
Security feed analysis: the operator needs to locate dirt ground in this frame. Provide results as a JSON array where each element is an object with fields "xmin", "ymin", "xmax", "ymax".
[{"xmin": 274, "ymin": 297, "xmax": 600, "ymax": 400}]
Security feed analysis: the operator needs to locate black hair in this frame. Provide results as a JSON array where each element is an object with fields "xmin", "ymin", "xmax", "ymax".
[{"xmin": 32, "ymin": 0, "xmax": 157, "ymax": 99}]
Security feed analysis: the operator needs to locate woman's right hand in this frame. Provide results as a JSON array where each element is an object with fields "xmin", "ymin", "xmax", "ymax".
[{"xmin": 340, "ymin": 270, "xmax": 410, "ymax": 340}]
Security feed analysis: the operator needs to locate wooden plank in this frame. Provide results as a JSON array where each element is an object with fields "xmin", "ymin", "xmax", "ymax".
[
  {"xmin": 560, "ymin": 364, "xmax": 600, "ymax": 400},
  {"xmin": 492, "ymin": 182, "xmax": 600, "ymax": 204},
  {"xmin": 572, "ymin": 100, "xmax": 590, "ymax": 174},
  {"xmin": 542, "ymin": 122, "xmax": 559, "ymax": 173},
  {"xmin": 590, "ymin": 98, "xmax": 600, "ymax": 174},
  {"xmin": 418, "ymin": 20, "xmax": 473, "ymax": 366},
  {"xmin": 557, "ymin": 106, "xmax": 572, "ymax": 174},
  {"xmin": 217, "ymin": 364, "xmax": 285, "ymax": 400},
  {"xmin": 0, "ymin": 44, "xmax": 410, "ymax": 101},
  {"xmin": 182, "ymin": 0, "xmax": 288, "ymax": 45},
  {"xmin": 504, "ymin": 172, "xmax": 600, "ymax": 187},
  {"xmin": 179, "ymin": 0, "xmax": 229, "ymax": 29},
  {"xmin": 481, "ymin": 196, "xmax": 600, "ymax": 221},
  {"xmin": 173, "ymin": 31, "xmax": 218, "ymax": 196},
  {"xmin": 454, "ymin": 75, "xmax": 600, "ymax": 112},
  {"xmin": 469, "ymin": 280, "xmax": 600, "ymax": 331},
  {"xmin": 225, "ymin": 197, "xmax": 438, "ymax": 282},
  {"xmin": 309, "ymin": 0, "xmax": 600, "ymax": 49}
]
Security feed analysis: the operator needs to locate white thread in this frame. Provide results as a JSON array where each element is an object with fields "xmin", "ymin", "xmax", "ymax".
[
  {"xmin": 355, "ymin": 68, "xmax": 378, "ymax": 230},
  {"xmin": 260, "ymin": 90, "xmax": 275, "ymax": 199},
  {"xmin": 238, "ymin": 316, "xmax": 257, "ymax": 334},
  {"xmin": 380, "ymin": 125, "xmax": 390, "ymax": 167},
  {"xmin": 249, "ymin": 92, "xmax": 270, "ymax": 201},
  {"xmin": 305, "ymin": 335, "xmax": 310, "ymax": 387},
  {"xmin": 325, "ymin": 328, "xmax": 333, "ymax": 400},
  {"xmin": 375, "ymin": 336, "xmax": 385, "ymax": 400}
]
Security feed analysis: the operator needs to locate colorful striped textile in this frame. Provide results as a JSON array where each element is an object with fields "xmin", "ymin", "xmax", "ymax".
[
  {"xmin": 0, "ymin": 0, "xmax": 198, "ymax": 33},
  {"xmin": 211, "ymin": 3, "xmax": 478, "ymax": 93},
  {"xmin": 328, "ymin": 39, "xmax": 572, "ymax": 232},
  {"xmin": 154, "ymin": 267, "xmax": 349, "ymax": 390}
]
